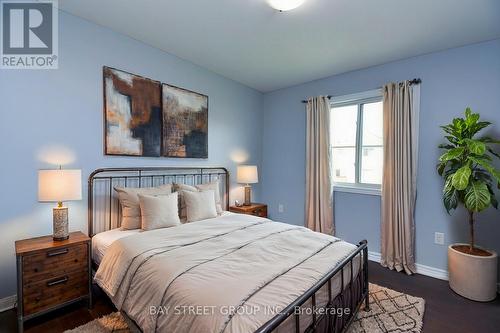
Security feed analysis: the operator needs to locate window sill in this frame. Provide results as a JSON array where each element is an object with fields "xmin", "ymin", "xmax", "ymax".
[{"xmin": 333, "ymin": 185, "xmax": 381, "ymax": 196}]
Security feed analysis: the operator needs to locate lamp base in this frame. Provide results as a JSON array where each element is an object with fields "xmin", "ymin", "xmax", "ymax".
[
  {"xmin": 244, "ymin": 185, "xmax": 252, "ymax": 206},
  {"xmin": 53, "ymin": 205, "xmax": 69, "ymax": 241}
]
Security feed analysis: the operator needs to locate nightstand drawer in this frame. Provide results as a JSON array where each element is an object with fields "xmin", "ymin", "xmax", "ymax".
[
  {"xmin": 229, "ymin": 203, "xmax": 268, "ymax": 218},
  {"xmin": 22, "ymin": 268, "xmax": 89, "ymax": 316},
  {"xmin": 22, "ymin": 244, "xmax": 88, "ymax": 283},
  {"xmin": 251, "ymin": 207, "xmax": 267, "ymax": 217}
]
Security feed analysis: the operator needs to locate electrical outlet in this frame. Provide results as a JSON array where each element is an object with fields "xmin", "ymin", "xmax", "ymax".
[
  {"xmin": 278, "ymin": 204, "xmax": 284, "ymax": 213},
  {"xmin": 434, "ymin": 232, "xmax": 445, "ymax": 245}
]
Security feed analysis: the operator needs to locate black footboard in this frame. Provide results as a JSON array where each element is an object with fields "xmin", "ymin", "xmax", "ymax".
[{"xmin": 255, "ymin": 240, "xmax": 369, "ymax": 333}]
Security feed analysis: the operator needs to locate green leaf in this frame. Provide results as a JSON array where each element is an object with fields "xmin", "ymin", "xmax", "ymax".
[
  {"xmin": 464, "ymin": 181, "xmax": 491, "ymax": 212},
  {"xmin": 486, "ymin": 184, "xmax": 498, "ymax": 209},
  {"xmin": 479, "ymin": 136, "xmax": 500, "ymax": 144},
  {"xmin": 443, "ymin": 161, "xmax": 460, "ymax": 179},
  {"xmin": 472, "ymin": 121, "xmax": 491, "ymax": 134},
  {"xmin": 444, "ymin": 168, "xmax": 457, "ymax": 178},
  {"xmin": 445, "ymin": 136, "xmax": 459, "ymax": 145},
  {"xmin": 440, "ymin": 125, "xmax": 455, "ymax": 136},
  {"xmin": 437, "ymin": 162, "xmax": 446, "ymax": 176},
  {"xmin": 465, "ymin": 107, "xmax": 472, "ymax": 119},
  {"xmin": 443, "ymin": 177, "xmax": 459, "ymax": 213},
  {"xmin": 439, "ymin": 147, "xmax": 465, "ymax": 162},
  {"xmin": 469, "ymin": 156, "xmax": 494, "ymax": 172},
  {"xmin": 464, "ymin": 139, "xmax": 486, "ymax": 155},
  {"xmin": 438, "ymin": 144, "xmax": 455, "ymax": 150},
  {"xmin": 453, "ymin": 118, "xmax": 464, "ymax": 130},
  {"xmin": 469, "ymin": 156, "xmax": 500, "ymax": 183},
  {"xmin": 476, "ymin": 153, "xmax": 492, "ymax": 161},
  {"xmin": 465, "ymin": 109, "xmax": 479, "ymax": 128},
  {"xmin": 452, "ymin": 165, "xmax": 471, "ymax": 190},
  {"xmin": 474, "ymin": 170, "xmax": 492, "ymax": 183}
]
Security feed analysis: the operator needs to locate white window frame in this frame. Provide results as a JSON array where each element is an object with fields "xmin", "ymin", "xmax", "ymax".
[{"xmin": 330, "ymin": 89, "xmax": 383, "ymax": 196}]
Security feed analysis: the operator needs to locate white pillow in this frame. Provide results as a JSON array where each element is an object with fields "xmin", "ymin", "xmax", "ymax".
[
  {"xmin": 174, "ymin": 183, "xmax": 198, "ymax": 222},
  {"xmin": 196, "ymin": 181, "xmax": 223, "ymax": 214},
  {"xmin": 115, "ymin": 184, "xmax": 172, "ymax": 230},
  {"xmin": 183, "ymin": 190, "xmax": 218, "ymax": 222},
  {"xmin": 138, "ymin": 192, "xmax": 180, "ymax": 231}
]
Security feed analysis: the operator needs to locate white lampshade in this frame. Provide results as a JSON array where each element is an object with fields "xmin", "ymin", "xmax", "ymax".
[
  {"xmin": 267, "ymin": 0, "xmax": 306, "ymax": 11},
  {"xmin": 237, "ymin": 165, "xmax": 258, "ymax": 184},
  {"xmin": 38, "ymin": 169, "xmax": 82, "ymax": 202}
]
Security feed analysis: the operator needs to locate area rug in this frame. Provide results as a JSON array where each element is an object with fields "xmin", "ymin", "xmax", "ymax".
[
  {"xmin": 64, "ymin": 312, "xmax": 129, "ymax": 333},
  {"xmin": 348, "ymin": 283, "xmax": 425, "ymax": 333},
  {"xmin": 66, "ymin": 284, "xmax": 424, "ymax": 333}
]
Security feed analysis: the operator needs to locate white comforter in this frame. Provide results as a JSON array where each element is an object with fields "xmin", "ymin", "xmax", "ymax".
[{"xmin": 94, "ymin": 213, "xmax": 358, "ymax": 333}]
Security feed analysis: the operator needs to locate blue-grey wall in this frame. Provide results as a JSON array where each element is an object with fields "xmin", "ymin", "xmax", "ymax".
[
  {"xmin": 1, "ymin": 11, "xmax": 499, "ymax": 302},
  {"xmin": 0, "ymin": 12, "xmax": 263, "ymax": 298},
  {"xmin": 262, "ymin": 39, "xmax": 500, "ymax": 275}
]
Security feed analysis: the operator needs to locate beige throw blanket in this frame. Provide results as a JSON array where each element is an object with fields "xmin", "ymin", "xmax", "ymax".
[{"xmin": 95, "ymin": 213, "xmax": 358, "ymax": 333}]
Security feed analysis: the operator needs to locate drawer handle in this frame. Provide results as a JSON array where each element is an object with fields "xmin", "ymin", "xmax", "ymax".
[
  {"xmin": 47, "ymin": 248, "xmax": 69, "ymax": 257},
  {"xmin": 47, "ymin": 276, "xmax": 68, "ymax": 287}
]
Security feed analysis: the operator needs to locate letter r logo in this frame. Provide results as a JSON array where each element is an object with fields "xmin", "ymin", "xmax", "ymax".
[{"xmin": 2, "ymin": 2, "xmax": 53, "ymax": 54}]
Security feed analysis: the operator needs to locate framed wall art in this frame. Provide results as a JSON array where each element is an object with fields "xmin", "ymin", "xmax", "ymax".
[
  {"xmin": 103, "ymin": 67, "xmax": 162, "ymax": 157},
  {"xmin": 162, "ymin": 84, "xmax": 208, "ymax": 158}
]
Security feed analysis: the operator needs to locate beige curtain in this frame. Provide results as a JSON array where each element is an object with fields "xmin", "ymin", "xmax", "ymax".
[
  {"xmin": 305, "ymin": 96, "xmax": 334, "ymax": 235},
  {"xmin": 381, "ymin": 81, "xmax": 420, "ymax": 275}
]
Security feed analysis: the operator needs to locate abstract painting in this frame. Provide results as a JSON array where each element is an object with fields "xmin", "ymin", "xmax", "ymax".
[
  {"xmin": 162, "ymin": 84, "xmax": 208, "ymax": 158},
  {"xmin": 103, "ymin": 67, "xmax": 162, "ymax": 156}
]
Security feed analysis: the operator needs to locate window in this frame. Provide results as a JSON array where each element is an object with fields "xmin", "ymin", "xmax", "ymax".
[{"xmin": 330, "ymin": 90, "xmax": 383, "ymax": 195}]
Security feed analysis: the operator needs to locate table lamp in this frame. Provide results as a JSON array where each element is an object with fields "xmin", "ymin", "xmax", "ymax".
[
  {"xmin": 38, "ymin": 168, "xmax": 82, "ymax": 241},
  {"xmin": 237, "ymin": 165, "xmax": 258, "ymax": 206}
]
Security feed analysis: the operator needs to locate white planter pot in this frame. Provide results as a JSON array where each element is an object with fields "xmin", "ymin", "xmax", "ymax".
[{"xmin": 448, "ymin": 243, "xmax": 498, "ymax": 302}]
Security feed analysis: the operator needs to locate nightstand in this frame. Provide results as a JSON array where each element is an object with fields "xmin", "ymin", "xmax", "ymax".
[
  {"xmin": 229, "ymin": 203, "xmax": 268, "ymax": 218},
  {"xmin": 15, "ymin": 231, "xmax": 91, "ymax": 332}
]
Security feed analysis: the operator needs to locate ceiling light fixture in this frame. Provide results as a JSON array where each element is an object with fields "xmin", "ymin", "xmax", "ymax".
[{"xmin": 267, "ymin": 0, "xmax": 306, "ymax": 12}]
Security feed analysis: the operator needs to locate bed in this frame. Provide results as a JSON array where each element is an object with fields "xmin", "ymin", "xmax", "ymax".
[{"xmin": 88, "ymin": 167, "xmax": 369, "ymax": 333}]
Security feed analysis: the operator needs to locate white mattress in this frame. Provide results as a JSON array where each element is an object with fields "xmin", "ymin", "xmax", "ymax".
[
  {"xmin": 92, "ymin": 212, "xmax": 234, "ymax": 265},
  {"xmin": 92, "ymin": 228, "xmax": 141, "ymax": 265}
]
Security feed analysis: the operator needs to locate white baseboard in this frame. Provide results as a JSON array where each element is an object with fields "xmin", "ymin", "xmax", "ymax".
[
  {"xmin": 414, "ymin": 262, "xmax": 449, "ymax": 280},
  {"xmin": 0, "ymin": 295, "xmax": 16, "ymax": 312},
  {"xmin": 367, "ymin": 251, "xmax": 381, "ymax": 263},
  {"xmin": 369, "ymin": 251, "xmax": 500, "ymax": 294},
  {"xmin": 368, "ymin": 251, "xmax": 448, "ymax": 281}
]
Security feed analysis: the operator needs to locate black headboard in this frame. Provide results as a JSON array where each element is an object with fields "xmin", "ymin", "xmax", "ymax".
[{"xmin": 88, "ymin": 167, "xmax": 229, "ymax": 236}]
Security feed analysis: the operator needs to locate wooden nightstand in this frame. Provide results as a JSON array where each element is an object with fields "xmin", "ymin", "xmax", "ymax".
[
  {"xmin": 229, "ymin": 203, "xmax": 268, "ymax": 218},
  {"xmin": 15, "ymin": 231, "xmax": 91, "ymax": 332}
]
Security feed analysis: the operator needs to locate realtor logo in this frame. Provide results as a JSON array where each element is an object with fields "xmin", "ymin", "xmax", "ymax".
[{"xmin": 1, "ymin": 0, "xmax": 58, "ymax": 69}]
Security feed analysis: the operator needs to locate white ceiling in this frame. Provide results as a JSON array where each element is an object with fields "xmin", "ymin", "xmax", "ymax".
[{"xmin": 59, "ymin": 0, "xmax": 500, "ymax": 92}]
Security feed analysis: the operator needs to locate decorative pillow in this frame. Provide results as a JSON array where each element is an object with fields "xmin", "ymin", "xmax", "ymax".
[
  {"xmin": 114, "ymin": 184, "xmax": 172, "ymax": 230},
  {"xmin": 174, "ymin": 183, "xmax": 198, "ymax": 222},
  {"xmin": 196, "ymin": 180, "xmax": 223, "ymax": 214},
  {"xmin": 174, "ymin": 182, "xmax": 222, "ymax": 222},
  {"xmin": 138, "ymin": 192, "xmax": 180, "ymax": 231},
  {"xmin": 182, "ymin": 190, "xmax": 218, "ymax": 222}
]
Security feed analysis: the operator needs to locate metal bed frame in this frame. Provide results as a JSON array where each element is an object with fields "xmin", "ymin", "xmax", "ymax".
[{"xmin": 88, "ymin": 167, "xmax": 369, "ymax": 333}]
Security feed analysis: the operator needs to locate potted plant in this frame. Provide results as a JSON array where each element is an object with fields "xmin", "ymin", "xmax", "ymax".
[{"xmin": 437, "ymin": 108, "xmax": 500, "ymax": 302}]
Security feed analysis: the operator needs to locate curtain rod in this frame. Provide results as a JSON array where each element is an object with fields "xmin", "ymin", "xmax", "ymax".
[{"xmin": 301, "ymin": 78, "xmax": 421, "ymax": 103}]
